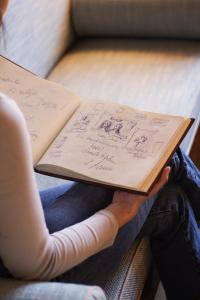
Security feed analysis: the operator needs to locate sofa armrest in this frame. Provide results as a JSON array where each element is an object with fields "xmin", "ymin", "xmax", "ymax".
[
  {"xmin": 0, "ymin": 0, "xmax": 75, "ymax": 77},
  {"xmin": 73, "ymin": 0, "xmax": 200, "ymax": 39},
  {"xmin": 0, "ymin": 278, "xmax": 107, "ymax": 300}
]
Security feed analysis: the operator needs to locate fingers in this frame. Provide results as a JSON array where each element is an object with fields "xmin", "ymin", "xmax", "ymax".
[
  {"xmin": 148, "ymin": 166, "xmax": 171, "ymax": 197},
  {"xmin": 159, "ymin": 166, "xmax": 171, "ymax": 186},
  {"xmin": 113, "ymin": 166, "xmax": 171, "ymax": 207}
]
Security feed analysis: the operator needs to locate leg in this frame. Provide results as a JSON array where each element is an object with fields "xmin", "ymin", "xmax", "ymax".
[
  {"xmin": 41, "ymin": 183, "xmax": 113, "ymax": 233},
  {"xmin": 142, "ymin": 184, "xmax": 200, "ymax": 300},
  {"xmin": 169, "ymin": 148, "xmax": 200, "ymax": 219},
  {"xmin": 59, "ymin": 194, "xmax": 155, "ymax": 288},
  {"xmin": 39, "ymin": 182, "xmax": 74, "ymax": 210},
  {"xmin": 40, "ymin": 182, "xmax": 155, "ymax": 287}
]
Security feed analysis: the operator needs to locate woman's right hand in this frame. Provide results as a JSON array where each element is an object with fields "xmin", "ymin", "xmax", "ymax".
[{"xmin": 106, "ymin": 166, "xmax": 171, "ymax": 228}]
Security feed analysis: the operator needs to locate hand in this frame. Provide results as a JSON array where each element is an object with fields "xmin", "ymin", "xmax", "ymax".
[{"xmin": 106, "ymin": 166, "xmax": 171, "ymax": 228}]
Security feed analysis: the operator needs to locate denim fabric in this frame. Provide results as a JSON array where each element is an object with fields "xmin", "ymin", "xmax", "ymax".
[
  {"xmin": 1, "ymin": 148, "xmax": 200, "ymax": 300},
  {"xmin": 141, "ymin": 148, "xmax": 200, "ymax": 300},
  {"xmin": 40, "ymin": 182, "xmax": 155, "ymax": 288},
  {"xmin": 40, "ymin": 148, "xmax": 200, "ymax": 298},
  {"xmin": 170, "ymin": 148, "xmax": 200, "ymax": 220},
  {"xmin": 39, "ymin": 182, "xmax": 74, "ymax": 210},
  {"xmin": 142, "ymin": 184, "xmax": 200, "ymax": 300}
]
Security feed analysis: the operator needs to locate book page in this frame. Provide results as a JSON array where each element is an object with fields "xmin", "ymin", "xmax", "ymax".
[
  {"xmin": 141, "ymin": 118, "xmax": 191, "ymax": 191},
  {"xmin": 0, "ymin": 56, "xmax": 81, "ymax": 164},
  {"xmin": 37, "ymin": 101, "xmax": 187, "ymax": 191}
]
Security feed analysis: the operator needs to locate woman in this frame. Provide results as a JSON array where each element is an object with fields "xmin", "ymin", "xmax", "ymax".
[
  {"xmin": 1, "ymin": 2, "xmax": 200, "ymax": 299},
  {"xmin": 0, "ymin": 0, "xmax": 170, "ymax": 285},
  {"xmin": 0, "ymin": 88, "xmax": 170, "ymax": 284}
]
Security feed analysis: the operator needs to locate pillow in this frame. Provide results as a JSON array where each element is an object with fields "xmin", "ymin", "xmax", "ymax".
[
  {"xmin": 0, "ymin": 279, "xmax": 107, "ymax": 300},
  {"xmin": 73, "ymin": 0, "xmax": 200, "ymax": 39}
]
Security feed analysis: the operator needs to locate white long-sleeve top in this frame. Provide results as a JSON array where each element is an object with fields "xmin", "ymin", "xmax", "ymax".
[{"xmin": 0, "ymin": 93, "xmax": 119, "ymax": 281}]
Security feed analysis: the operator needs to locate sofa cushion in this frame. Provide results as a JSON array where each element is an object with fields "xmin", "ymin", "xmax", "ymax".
[
  {"xmin": 104, "ymin": 237, "xmax": 151, "ymax": 300},
  {"xmin": 0, "ymin": 0, "xmax": 74, "ymax": 77},
  {"xmin": 73, "ymin": 0, "xmax": 200, "ymax": 39},
  {"xmin": 0, "ymin": 279, "xmax": 106, "ymax": 300},
  {"xmin": 48, "ymin": 38, "xmax": 200, "ymax": 153},
  {"xmin": 0, "ymin": 239, "xmax": 152, "ymax": 300}
]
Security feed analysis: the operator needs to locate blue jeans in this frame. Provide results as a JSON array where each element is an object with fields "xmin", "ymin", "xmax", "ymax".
[
  {"xmin": 142, "ymin": 185, "xmax": 200, "ymax": 300},
  {"xmin": 1, "ymin": 149, "xmax": 200, "ymax": 300},
  {"xmin": 142, "ymin": 149, "xmax": 200, "ymax": 300},
  {"xmin": 40, "ymin": 182, "xmax": 155, "ymax": 287},
  {"xmin": 40, "ymin": 149, "xmax": 200, "ymax": 300}
]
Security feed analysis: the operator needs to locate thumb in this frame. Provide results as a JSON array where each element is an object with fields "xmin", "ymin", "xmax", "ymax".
[{"xmin": 149, "ymin": 166, "xmax": 171, "ymax": 198}]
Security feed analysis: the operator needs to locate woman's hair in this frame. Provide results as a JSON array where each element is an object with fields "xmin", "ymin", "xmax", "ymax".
[
  {"xmin": 0, "ymin": 0, "xmax": 8, "ymax": 47},
  {"xmin": 0, "ymin": 0, "xmax": 8, "ymax": 25},
  {"xmin": 0, "ymin": 11, "xmax": 3, "ymax": 26}
]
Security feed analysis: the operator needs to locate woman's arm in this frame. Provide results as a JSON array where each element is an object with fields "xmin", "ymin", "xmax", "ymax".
[{"xmin": 0, "ymin": 93, "xmax": 169, "ymax": 281}]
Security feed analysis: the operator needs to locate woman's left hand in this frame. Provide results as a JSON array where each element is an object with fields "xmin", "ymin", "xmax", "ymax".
[{"xmin": 106, "ymin": 166, "xmax": 171, "ymax": 228}]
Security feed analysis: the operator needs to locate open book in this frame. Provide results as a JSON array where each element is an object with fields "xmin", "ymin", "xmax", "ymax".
[{"xmin": 0, "ymin": 56, "xmax": 193, "ymax": 194}]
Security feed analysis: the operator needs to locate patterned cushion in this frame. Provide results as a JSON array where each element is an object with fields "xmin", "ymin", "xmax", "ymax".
[
  {"xmin": 73, "ymin": 0, "xmax": 200, "ymax": 39},
  {"xmin": 0, "ymin": 279, "xmax": 106, "ymax": 300},
  {"xmin": 48, "ymin": 38, "xmax": 200, "ymax": 153},
  {"xmin": 0, "ymin": 0, "xmax": 74, "ymax": 77},
  {"xmin": 104, "ymin": 238, "xmax": 151, "ymax": 300}
]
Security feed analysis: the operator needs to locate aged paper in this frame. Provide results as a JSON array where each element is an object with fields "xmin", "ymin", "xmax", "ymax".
[
  {"xmin": 38, "ymin": 101, "xmax": 186, "ymax": 190},
  {"xmin": 0, "ymin": 56, "xmax": 81, "ymax": 164}
]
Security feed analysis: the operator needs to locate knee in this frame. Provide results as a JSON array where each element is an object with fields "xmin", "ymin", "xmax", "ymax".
[
  {"xmin": 147, "ymin": 184, "xmax": 188, "ymax": 237},
  {"xmin": 157, "ymin": 183, "xmax": 183, "ymax": 205},
  {"xmin": 157, "ymin": 184, "xmax": 187, "ymax": 219}
]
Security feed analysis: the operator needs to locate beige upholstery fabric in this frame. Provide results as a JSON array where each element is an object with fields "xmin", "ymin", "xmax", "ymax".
[
  {"xmin": 48, "ymin": 38, "xmax": 200, "ymax": 152},
  {"xmin": 73, "ymin": 0, "xmax": 200, "ymax": 39},
  {"xmin": 0, "ymin": 0, "xmax": 74, "ymax": 77}
]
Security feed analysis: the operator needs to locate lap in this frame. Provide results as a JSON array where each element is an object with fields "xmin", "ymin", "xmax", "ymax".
[
  {"xmin": 39, "ymin": 181, "xmax": 155, "ymax": 287},
  {"xmin": 40, "ymin": 182, "xmax": 114, "ymax": 233},
  {"xmin": 56, "ymin": 199, "xmax": 155, "ymax": 288},
  {"xmin": 141, "ymin": 183, "xmax": 197, "ymax": 239},
  {"xmin": 38, "ymin": 177, "xmax": 198, "ymax": 288}
]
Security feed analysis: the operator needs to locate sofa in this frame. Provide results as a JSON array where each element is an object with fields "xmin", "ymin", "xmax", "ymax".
[{"xmin": 0, "ymin": 1, "xmax": 200, "ymax": 299}]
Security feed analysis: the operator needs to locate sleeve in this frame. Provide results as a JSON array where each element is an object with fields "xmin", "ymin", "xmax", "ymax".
[
  {"xmin": 33, "ymin": 209, "xmax": 119, "ymax": 280},
  {"xmin": 0, "ymin": 93, "xmax": 119, "ymax": 280}
]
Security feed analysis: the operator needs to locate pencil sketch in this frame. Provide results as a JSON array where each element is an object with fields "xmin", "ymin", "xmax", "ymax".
[
  {"xmin": 84, "ymin": 151, "xmax": 115, "ymax": 171},
  {"xmin": 125, "ymin": 128, "xmax": 161, "ymax": 158},
  {"xmin": 55, "ymin": 103, "xmax": 168, "ymax": 168},
  {"xmin": 39, "ymin": 99, "xmax": 57, "ymax": 110},
  {"xmin": 0, "ymin": 76, "xmax": 20, "ymax": 85},
  {"xmin": 0, "ymin": 74, "xmax": 59, "ymax": 111},
  {"xmin": 134, "ymin": 135, "xmax": 148, "ymax": 149},
  {"xmin": 49, "ymin": 149, "xmax": 62, "ymax": 159},
  {"xmin": 68, "ymin": 112, "xmax": 95, "ymax": 133},
  {"xmin": 55, "ymin": 135, "xmax": 68, "ymax": 149},
  {"xmin": 19, "ymin": 88, "xmax": 38, "ymax": 98},
  {"xmin": 150, "ymin": 117, "xmax": 170, "ymax": 127},
  {"xmin": 95, "ymin": 113, "xmax": 137, "ymax": 142}
]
